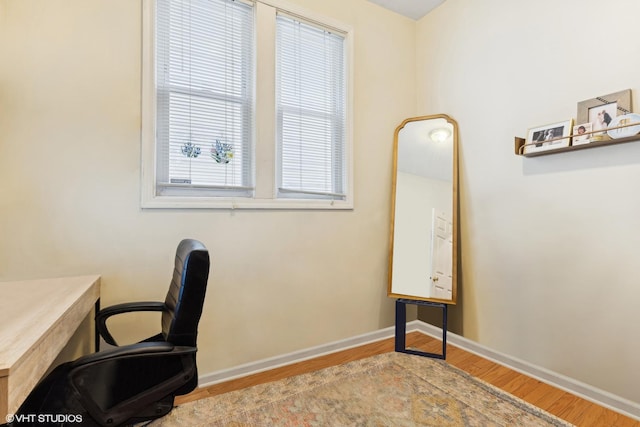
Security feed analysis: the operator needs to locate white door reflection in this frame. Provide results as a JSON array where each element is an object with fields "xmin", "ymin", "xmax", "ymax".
[{"xmin": 431, "ymin": 209, "xmax": 453, "ymax": 300}]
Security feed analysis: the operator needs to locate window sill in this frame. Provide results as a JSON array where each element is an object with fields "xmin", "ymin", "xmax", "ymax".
[{"xmin": 140, "ymin": 195, "xmax": 354, "ymax": 210}]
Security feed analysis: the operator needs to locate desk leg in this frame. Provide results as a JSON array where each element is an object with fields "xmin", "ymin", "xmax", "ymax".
[{"xmin": 94, "ymin": 298, "xmax": 101, "ymax": 352}]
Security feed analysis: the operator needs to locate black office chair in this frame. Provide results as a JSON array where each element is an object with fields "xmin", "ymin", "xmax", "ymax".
[{"xmin": 12, "ymin": 239, "xmax": 210, "ymax": 427}]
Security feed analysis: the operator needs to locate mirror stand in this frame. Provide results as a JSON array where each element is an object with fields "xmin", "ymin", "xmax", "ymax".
[{"xmin": 395, "ymin": 299, "xmax": 447, "ymax": 359}]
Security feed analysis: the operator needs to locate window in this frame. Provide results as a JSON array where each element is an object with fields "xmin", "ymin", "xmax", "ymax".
[
  {"xmin": 141, "ymin": 0, "xmax": 352, "ymax": 209},
  {"xmin": 155, "ymin": 0, "xmax": 254, "ymax": 198},
  {"xmin": 276, "ymin": 14, "xmax": 346, "ymax": 200}
]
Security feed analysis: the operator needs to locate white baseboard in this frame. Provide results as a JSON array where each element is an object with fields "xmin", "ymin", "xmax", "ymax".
[
  {"xmin": 198, "ymin": 324, "xmax": 397, "ymax": 386},
  {"xmin": 413, "ymin": 321, "xmax": 640, "ymax": 421},
  {"xmin": 197, "ymin": 320, "xmax": 640, "ymax": 421}
]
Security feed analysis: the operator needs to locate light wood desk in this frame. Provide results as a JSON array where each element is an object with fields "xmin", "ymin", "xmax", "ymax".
[{"xmin": 0, "ymin": 275, "xmax": 100, "ymax": 419}]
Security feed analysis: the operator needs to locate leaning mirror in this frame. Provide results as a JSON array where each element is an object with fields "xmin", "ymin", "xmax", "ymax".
[{"xmin": 388, "ymin": 114, "xmax": 458, "ymax": 304}]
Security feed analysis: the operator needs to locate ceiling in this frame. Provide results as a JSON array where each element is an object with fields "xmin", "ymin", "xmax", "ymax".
[{"xmin": 366, "ymin": 0, "xmax": 446, "ymax": 20}]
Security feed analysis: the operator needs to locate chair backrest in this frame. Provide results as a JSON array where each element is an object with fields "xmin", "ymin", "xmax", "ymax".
[{"xmin": 162, "ymin": 239, "xmax": 210, "ymax": 347}]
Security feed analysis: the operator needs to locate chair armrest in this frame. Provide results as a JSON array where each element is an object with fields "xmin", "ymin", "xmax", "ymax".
[
  {"xmin": 71, "ymin": 341, "xmax": 179, "ymax": 368},
  {"xmin": 96, "ymin": 301, "xmax": 166, "ymax": 346}
]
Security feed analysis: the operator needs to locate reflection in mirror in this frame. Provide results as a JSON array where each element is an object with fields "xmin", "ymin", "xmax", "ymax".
[{"xmin": 388, "ymin": 115, "xmax": 458, "ymax": 304}]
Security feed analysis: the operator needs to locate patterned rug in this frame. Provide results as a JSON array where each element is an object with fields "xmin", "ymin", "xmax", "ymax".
[{"xmin": 149, "ymin": 352, "xmax": 573, "ymax": 426}]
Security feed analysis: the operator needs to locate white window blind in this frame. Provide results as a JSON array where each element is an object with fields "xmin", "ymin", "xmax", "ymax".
[
  {"xmin": 156, "ymin": 0, "xmax": 254, "ymax": 197},
  {"xmin": 275, "ymin": 14, "xmax": 347, "ymax": 200}
]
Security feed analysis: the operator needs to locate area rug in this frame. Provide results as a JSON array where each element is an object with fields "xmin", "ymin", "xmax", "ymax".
[{"xmin": 149, "ymin": 352, "xmax": 573, "ymax": 426}]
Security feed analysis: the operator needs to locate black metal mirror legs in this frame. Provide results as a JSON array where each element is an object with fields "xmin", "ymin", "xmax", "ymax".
[{"xmin": 395, "ymin": 298, "xmax": 448, "ymax": 359}]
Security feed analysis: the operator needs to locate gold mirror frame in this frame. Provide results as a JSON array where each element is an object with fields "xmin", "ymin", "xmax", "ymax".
[{"xmin": 387, "ymin": 114, "xmax": 459, "ymax": 304}]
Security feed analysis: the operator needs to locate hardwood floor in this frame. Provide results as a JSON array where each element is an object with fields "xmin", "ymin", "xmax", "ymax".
[{"xmin": 177, "ymin": 332, "xmax": 639, "ymax": 426}]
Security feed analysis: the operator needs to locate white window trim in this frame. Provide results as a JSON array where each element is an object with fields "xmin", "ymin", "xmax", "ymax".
[{"xmin": 140, "ymin": 0, "xmax": 354, "ymax": 209}]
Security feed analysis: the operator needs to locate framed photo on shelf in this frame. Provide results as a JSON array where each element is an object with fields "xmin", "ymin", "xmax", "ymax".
[
  {"xmin": 577, "ymin": 89, "xmax": 632, "ymax": 135},
  {"xmin": 525, "ymin": 119, "xmax": 573, "ymax": 154},
  {"xmin": 572, "ymin": 123, "xmax": 592, "ymax": 146}
]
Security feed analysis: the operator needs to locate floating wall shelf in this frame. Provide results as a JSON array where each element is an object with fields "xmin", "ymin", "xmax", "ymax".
[{"xmin": 515, "ymin": 133, "xmax": 640, "ymax": 157}]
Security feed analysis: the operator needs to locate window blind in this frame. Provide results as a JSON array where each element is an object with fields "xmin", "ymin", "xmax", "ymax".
[
  {"xmin": 275, "ymin": 14, "xmax": 346, "ymax": 200},
  {"xmin": 156, "ymin": 0, "xmax": 254, "ymax": 196}
]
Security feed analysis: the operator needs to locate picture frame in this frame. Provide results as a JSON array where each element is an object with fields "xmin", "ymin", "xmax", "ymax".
[
  {"xmin": 572, "ymin": 123, "xmax": 592, "ymax": 146},
  {"xmin": 525, "ymin": 119, "xmax": 573, "ymax": 154},
  {"xmin": 577, "ymin": 89, "xmax": 632, "ymax": 135}
]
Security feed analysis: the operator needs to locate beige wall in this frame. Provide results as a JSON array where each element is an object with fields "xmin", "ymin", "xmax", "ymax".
[
  {"xmin": 416, "ymin": 0, "xmax": 640, "ymax": 404},
  {"xmin": 0, "ymin": 0, "xmax": 416, "ymax": 372}
]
